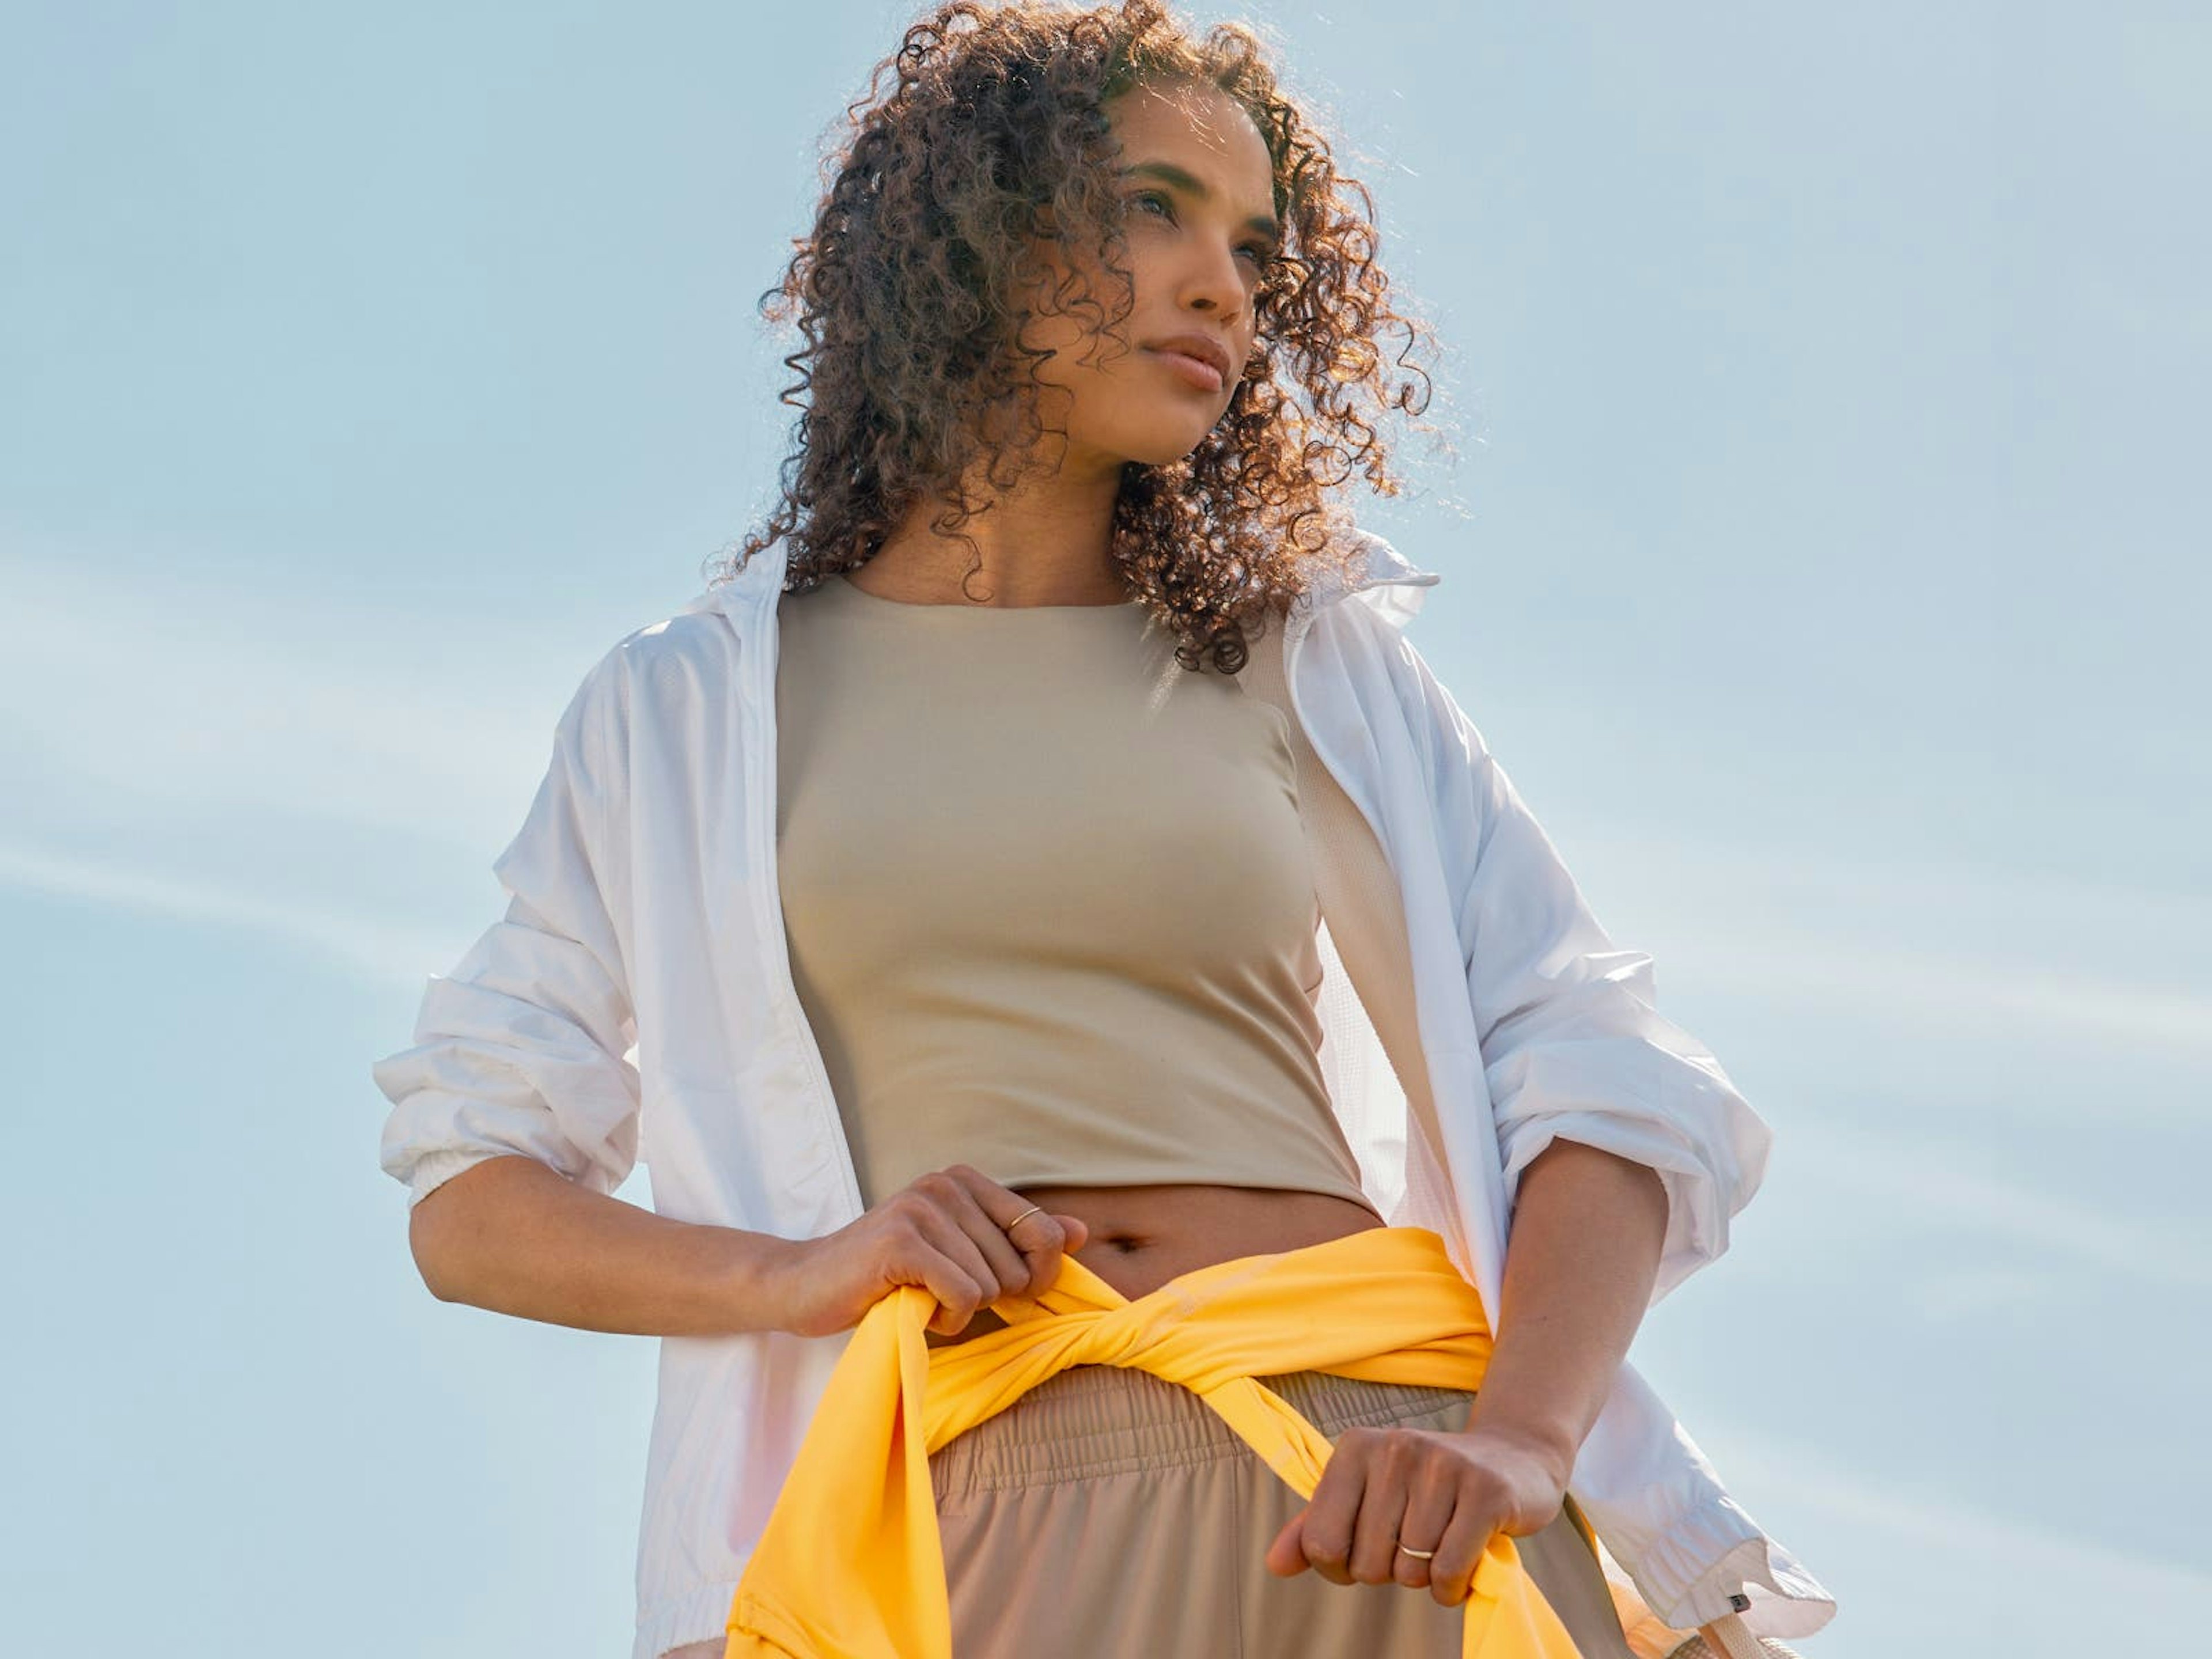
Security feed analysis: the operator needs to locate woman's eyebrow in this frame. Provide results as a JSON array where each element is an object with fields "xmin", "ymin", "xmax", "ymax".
[{"xmin": 1124, "ymin": 159, "xmax": 1281, "ymax": 246}]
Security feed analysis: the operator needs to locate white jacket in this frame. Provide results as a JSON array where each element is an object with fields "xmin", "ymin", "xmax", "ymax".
[{"xmin": 374, "ymin": 531, "xmax": 1835, "ymax": 1659}]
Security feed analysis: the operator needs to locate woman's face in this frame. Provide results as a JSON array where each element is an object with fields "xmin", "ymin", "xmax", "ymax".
[{"xmin": 1008, "ymin": 78, "xmax": 1281, "ymax": 475}]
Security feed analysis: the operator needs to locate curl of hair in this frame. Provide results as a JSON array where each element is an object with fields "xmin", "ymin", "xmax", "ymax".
[{"xmin": 704, "ymin": 0, "xmax": 1445, "ymax": 674}]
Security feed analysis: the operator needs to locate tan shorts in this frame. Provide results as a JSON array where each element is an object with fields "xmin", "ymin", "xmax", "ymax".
[{"xmin": 927, "ymin": 1362, "xmax": 1637, "ymax": 1658}]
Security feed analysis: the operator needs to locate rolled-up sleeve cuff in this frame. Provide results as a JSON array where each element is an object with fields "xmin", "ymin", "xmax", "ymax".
[
  {"xmin": 1498, "ymin": 1115, "xmax": 1725, "ymax": 1304},
  {"xmin": 1491, "ymin": 1042, "xmax": 1771, "ymax": 1304},
  {"xmin": 395, "ymin": 1143, "xmax": 519, "ymax": 1212}
]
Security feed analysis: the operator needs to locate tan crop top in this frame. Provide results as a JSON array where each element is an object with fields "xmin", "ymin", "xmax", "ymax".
[{"xmin": 773, "ymin": 570, "xmax": 1376, "ymax": 1213}]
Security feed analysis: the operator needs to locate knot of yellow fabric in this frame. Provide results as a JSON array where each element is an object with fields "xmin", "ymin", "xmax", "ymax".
[{"xmin": 726, "ymin": 1226, "xmax": 1581, "ymax": 1659}]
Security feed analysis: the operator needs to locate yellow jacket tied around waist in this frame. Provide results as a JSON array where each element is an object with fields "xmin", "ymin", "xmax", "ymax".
[{"xmin": 725, "ymin": 1225, "xmax": 1582, "ymax": 1658}]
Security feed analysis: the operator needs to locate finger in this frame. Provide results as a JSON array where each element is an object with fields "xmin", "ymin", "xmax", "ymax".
[
  {"xmin": 1391, "ymin": 1458, "xmax": 1460, "ymax": 1590},
  {"xmin": 1263, "ymin": 1508, "xmax": 1309, "ymax": 1578},
  {"xmin": 931, "ymin": 1171, "xmax": 1039, "ymax": 1301},
  {"xmin": 1344, "ymin": 1432, "xmax": 1415, "ymax": 1585},
  {"xmin": 904, "ymin": 1206, "xmax": 998, "ymax": 1335},
  {"xmin": 1425, "ymin": 1475, "xmax": 1506, "ymax": 1608},
  {"xmin": 951, "ymin": 1168, "xmax": 1088, "ymax": 1293},
  {"xmin": 1009, "ymin": 1206, "xmax": 1093, "ymax": 1286},
  {"xmin": 1297, "ymin": 1431, "xmax": 1371, "ymax": 1586},
  {"xmin": 910, "ymin": 1255, "xmax": 990, "ymax": 1336}
]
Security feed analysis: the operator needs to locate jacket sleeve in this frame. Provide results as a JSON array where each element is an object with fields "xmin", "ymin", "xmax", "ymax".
[
  {"xmin": 1400, "ymin": 634, "xmax": 1773, "ymax": 1304},
  {"xmin": 372, "ymin": 647, "xmax": 641, "ymax": 1210}
]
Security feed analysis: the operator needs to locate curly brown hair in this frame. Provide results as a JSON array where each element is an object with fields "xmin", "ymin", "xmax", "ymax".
[{"xmin": 703, "ymin": 0, "xmax": 1446, "ymax": 674}]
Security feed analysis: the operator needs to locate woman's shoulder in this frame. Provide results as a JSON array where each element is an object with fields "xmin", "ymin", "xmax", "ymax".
[
  {"xmin": 586, "ymin": 593, "xmax": 751, "ymax": 700},
  {"xmin": 541, "ymin": 597, "xmax": 755, "ymax": 779}
]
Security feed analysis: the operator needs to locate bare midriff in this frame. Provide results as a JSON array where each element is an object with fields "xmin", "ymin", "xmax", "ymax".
[{"xmin": 922, "ymin": 1181, "xmax": 1388, "ymax": 1349}]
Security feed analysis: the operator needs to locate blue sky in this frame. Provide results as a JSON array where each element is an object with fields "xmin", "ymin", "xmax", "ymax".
[{"xmin": 3, "ymin": 3, "xmax": 2204, "ymax": 1655}]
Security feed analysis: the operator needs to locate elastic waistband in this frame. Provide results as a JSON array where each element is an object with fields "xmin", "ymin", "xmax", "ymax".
[{"xmin": 928, "ymin": 1364, "xmax": 1475, "ymax": 1502}]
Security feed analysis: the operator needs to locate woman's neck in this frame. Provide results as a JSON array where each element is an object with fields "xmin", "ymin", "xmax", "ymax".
[{"xmin": 855, "ymin": 465, "xmax": 1128, "ymax": 608}]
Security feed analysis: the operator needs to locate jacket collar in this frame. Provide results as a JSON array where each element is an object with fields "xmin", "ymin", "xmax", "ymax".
[
  {"xmin": 1297, "ymin": 527, "xmax": 1440, "ymax": 635},
  {"xmin": 683, "ymin": 527, "xmax": 1440, "ymax": 633}
]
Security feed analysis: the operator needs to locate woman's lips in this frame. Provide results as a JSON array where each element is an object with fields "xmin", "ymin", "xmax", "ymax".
[{"xmin": 1147, "ymin": 347, "xmax": 1225, "ymax": 393}]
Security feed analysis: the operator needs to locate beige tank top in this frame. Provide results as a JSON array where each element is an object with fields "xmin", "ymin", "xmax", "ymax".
[{"xmin": 774, "ymin": 571, "xmax": 1376, "ymax": 1212}]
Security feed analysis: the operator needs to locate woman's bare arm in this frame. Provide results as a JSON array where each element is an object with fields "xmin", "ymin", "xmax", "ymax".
[
  {"xmin": 406, "ymin": 1154, "xmax": 1089, "ymax": 1342},
  {"xmin": 1457, "ymin": 1137, "xmax": 1671, "ymax": 1468},
  {"xmin": 407, "ymin": 1155, "xmax": 796, "ymax": 1337}
]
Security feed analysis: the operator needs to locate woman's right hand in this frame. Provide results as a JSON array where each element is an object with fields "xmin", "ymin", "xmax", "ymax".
[{"xmin": 766, "ymin": 1165, "xmax": 1091, "ymax": 1339}]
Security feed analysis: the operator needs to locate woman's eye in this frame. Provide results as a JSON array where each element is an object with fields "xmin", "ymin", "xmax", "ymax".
[{"xmin": 1130, "ymin": 191, "xmax": 1271, "ymax": 268}]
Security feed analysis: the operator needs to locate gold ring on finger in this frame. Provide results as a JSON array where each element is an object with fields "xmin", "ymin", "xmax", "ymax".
[
  {"xmin": 1396, "ymin": 1544, "xmax": 1436, "ymax": 1560},
  {"xmin": 1002, "ymin": 1204, "xmax": 1045, "ymax": 1234}
]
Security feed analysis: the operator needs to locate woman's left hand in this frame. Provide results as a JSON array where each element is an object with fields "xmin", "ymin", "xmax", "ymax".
[{"xmin": 1262, "ymin": 1421, "xmax": 1571, "ymax": 1606}]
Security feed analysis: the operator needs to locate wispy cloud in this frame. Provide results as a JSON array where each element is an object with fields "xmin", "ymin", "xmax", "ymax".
[
  {"xmin": 1585, "ymin": 834, "xmax": 2212, "ymax": 1057},
  {"xmin": 0, "ymin": 547, "xmax": 576, "ymax": 853},
  {"xmin": 1715, "ymin": 1423, "xmax": 2212, "ymax": 1616},
  {"xmin": 0, "ymin": 839, "xmax": 452, "ymax": 989},
  {"xmin": 1787, "ymin": 1122, "xmax": 2212, "ymax": 1289},
  {"xmin": 1897, "ymin": 1264, "xmax": 2064, "ymax": 1322},
  {"xmin": 1695, "ymin": 937, "xmax": 2212, "ymax": 1054}
]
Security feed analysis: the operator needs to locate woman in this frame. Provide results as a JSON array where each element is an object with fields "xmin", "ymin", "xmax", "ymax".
[{"xmin": 373, "ymin": 3, "xmax": 1832, "ymax": 1656}]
